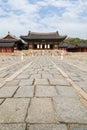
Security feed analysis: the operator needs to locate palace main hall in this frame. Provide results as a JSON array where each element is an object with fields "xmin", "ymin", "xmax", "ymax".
[{"xmin": 20, "ymin": 31, "xmax": 67, "ymax": 50}]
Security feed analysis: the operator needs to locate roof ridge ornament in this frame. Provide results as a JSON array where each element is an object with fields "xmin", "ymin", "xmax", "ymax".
[
  {"xmin": 8, "ymin": 31, "xmax": 10, "ymax": 35},
  {"xmin": 28, "ymin": 31, "xmax": 31, "ymax": 36}
]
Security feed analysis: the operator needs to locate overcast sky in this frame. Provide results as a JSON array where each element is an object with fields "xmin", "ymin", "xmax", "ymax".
[{"xmin": 0, "ymin": 0, "xmax": 87, "ymax": 39}]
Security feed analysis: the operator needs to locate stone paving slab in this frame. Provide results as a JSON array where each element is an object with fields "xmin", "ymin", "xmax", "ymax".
[
  {"xmin": 56, "ymin": 86, "xmax": 79, "ymax": 99},
  {"xmin": 0, "ymin": 99, "xmax": 4, "ymax": 104},
  {"xmin": 5, "ymin": 80, "xmax": 19, "ymax": 86},
  {"xmin": 29, "ymin": 124, "xmax": 68, "ymax": 130},
  {"xmin": 14, "ymin": 85, "xmax": 34, "ymax": 97},
  {"xmin": 29, "ymin": 70, "xmax": 38, "ymax": 75},
  {"xmin": 16, "ymin": 74, "xmax": 30, "ymax": 79},
  {"xmin": 70, "ymin": 76, "xmax": 81, "ymax": 81},
  {"xmin": 19, "ymin": 79, "xmax": 34, "ymax": 86},
  {"xmin": 70, "ymin": 124, "xmax": 87, "ymax": 130},
  {"xmin": 0, "ymin": 81, "xmax": 6, "ymax": 88},
  {"xmin": 53, "ymin": 74, "xmax": 64, "ymax": 79},
  {"xmin": 76, "ymin": 81, "xmax": 87, "ymax": 93},
  {"xmin": 5, "ymin": 61, "xmax": 33, "ymax": 82},
  {"xmin": 35, "ymin": 79, "xmax": 49, "ymax": 85},
  {"xmin": 30, "ymin": 74, "xmax": 41, "ymax": 79},
  {"xmin": 0, "ymin": 98, "xmax": 30, "ymax": 123},
  {"xmin": 53, "ymin": 96, "xmax": 87, "ymax": 123},
  {"xmin": 49, "ymin": 78, "xmax": 70, "ymax": 86},
  {"xmin": 26, "ymin": 98, "xmax": 57, "ymax": 123},
  {"xmin": 35, "ymin": 85, "xmax": 58, "ymax": 97},
  {"xmin": 42, "ymin": 74, "xmax": 54, "ymax": 79},
  {"xmin": 0, "ymin": 86, "xmax": 18, "ymax": 98},
  {"xmin": 0, "ymin": 73, "xmax": 8, "ymax": 78},
  {"xmin": 0, "ymin": 123, "xmax": 26, "ymax": 130}
]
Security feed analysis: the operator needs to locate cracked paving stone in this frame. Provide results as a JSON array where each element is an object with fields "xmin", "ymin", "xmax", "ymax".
[
  {"xmin": 26, "ymin": 98, "xmax": 57, "ymax": 123},
  {"xmin": 0, "ymin": 86, "xmax": 18, "ymax": 97},
  {"xmin": 29, "ymin": 124, "xmax": 68, "ymax": 130},
  {"xmin": 36, "ymin": 85, "xmax": 58, "ymax": 97},
  {"xmin": 53, "ymin": 96, "xmax": 87, "ymax": 123},
  {"xmin": 14, "ymin": 85, "xmax": 34, "ymax": 97},
  {"xmin": 0, "ymin": 123, "xmax": 26, "ymax": 130},
  {"xmin": 0, "ymin": 98, "xmax": 30, "ymax": 123}
]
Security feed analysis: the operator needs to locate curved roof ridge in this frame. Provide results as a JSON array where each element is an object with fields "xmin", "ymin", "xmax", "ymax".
[
  {"xmin": 21, "ymin": 31, "xmax": 67, "ymax": 41},
  {"xmin": 29, "ymin": 31, "xmax": 57, "ymax": 35},
  {"xmin": 3, "ymin": 32, "xmax": 18, "ymax": 40}
]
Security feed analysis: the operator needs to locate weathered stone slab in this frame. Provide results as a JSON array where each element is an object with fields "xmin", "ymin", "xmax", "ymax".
[
  {"xmin": 29, "ymin": 124, "xmax": 68, "ymax": 130},
  {"xmin": 5, "ymin": 61, "xmax": 33, "ymax": 81},
  {"xmin": 36, "ymin": 85, "xmax": 58, "ymax": 97},
  {"xmin": 70, "ymin": 124, "xmax": 87, "ymax": 130},
  {"xmin": 30, "ymin": 74, "xmax": 41, "ymax": 79},
  {"xmin": 26, "ymin": 98, "xmax": 57, "ymax": 123},
  {"xmin": 42, "ymin": 74, "xmax": 54, "ymax": 79},
  {"xmin": 0, "ymin": 82, "xmax": 5, "ymax": 88},
  {"xmin": 0, "ymin": 72, "xmax": 8, "ymax": 78},
  {"xmin": 14, "ymin": 85, "xmax": 34, "ymax": 97},
  {"xmin": 5, "ymin": 80, "xmax": 19, "ymax": 86},
  {"xmin": 0, "ymin": 123, "xmax": 26, "ymax": 130},
  {"xmin": 70, "ymin": 76, "xmax": 81, "ymax": 81},
  {"xmin": 0, "ymin": 99, "xmax": 4, "ymax": 104},
  {"xmin": 19, "ymin": 79, "xmax": 34, "ymax": 86},
  {"xmin": 76, "ymin": 81, "xmax": 87, "ymax": 93},
  {"xmin": 29, "ymin": 71, "xmax": 38, "ymax": 75},
  {"xmin": 53, "ymin": 74, "xmax": 63, "ymax": 79},
  {"xmin": 0, "ymin": 98, "xmax": 30, "ymax": 123},
  {"xmin": 49, "ymin": 79, "xmax": 70, "ymax": 86},
  {"xmin": 16, "ymin": 74, "xmax": 30, "ymax": 79},
  {"xmin": 53, "ymin": 97, "xmax": 87, "ymax": 123},
  {"xmin": 56, "ymin": 86, "xmax": 79, "ymax": 98},
  {"xmin": 0, "ymin": 86, "xmax": 18, "ymax": 97},
  {"xmin": 35, "ymin": 79, "xmax": 49, "ymax": 85}
]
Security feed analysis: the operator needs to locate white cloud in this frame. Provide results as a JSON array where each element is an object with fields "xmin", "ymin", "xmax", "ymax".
[{"xmin": 0, "ymin": 0, "xmax": 87, "ymax": 39}]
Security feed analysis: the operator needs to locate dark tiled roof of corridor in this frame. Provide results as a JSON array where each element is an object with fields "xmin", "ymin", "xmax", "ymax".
[
  {"xmin": 0, "ymin": 39, "xmax": 19, "ymax": 43},
  {"xmin": 59, "ymin": 43, "xmax": 87, "ymax": 48},
  {"xmin": 0, "ymin": 42, "xmax": 15, "ymax": 47}
]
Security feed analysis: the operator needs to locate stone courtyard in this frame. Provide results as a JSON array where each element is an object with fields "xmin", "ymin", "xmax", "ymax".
[{"xmin": 0, "ymin": 52, "xmax": 87, "ymax": 130}]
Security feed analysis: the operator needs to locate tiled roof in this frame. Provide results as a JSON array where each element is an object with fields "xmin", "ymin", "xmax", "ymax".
[
  {"xmin": 3, "ymin": 32, "xmax": 18, "ymax": 40},
  {"xmin": 77, "ymin": 43, "xmax": 87, "ymax": 48},
  {"xmin": 0, "ymin": 39, "xmax": 19, "ymax": 43},
  {"xmin": 59, "ymin": 43, "xmax": 87, "ymax": 48},
  {"xmin": 59, "ymin": 43, "xmax": 68, "ymax": 47},
  {"xmin": 20, "ymin": 31, "xmax": 67, "ymax": 41},
  {"xmin": 0, "ymin": 42, "xmax": 15, "ymax": 47}
]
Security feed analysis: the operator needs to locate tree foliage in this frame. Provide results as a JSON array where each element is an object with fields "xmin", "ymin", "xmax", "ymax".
[{"xmin": 64, "ymin": 38, "xmax": 87, "ymax": 44}]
